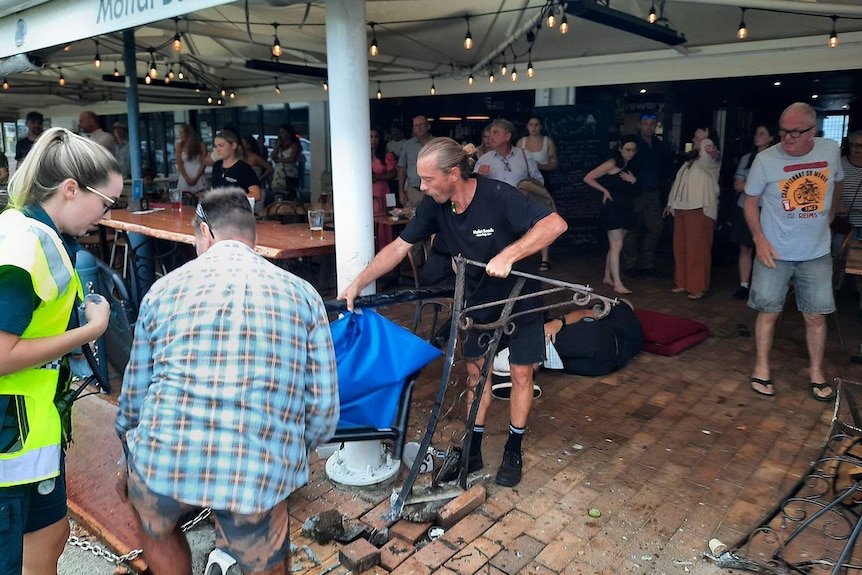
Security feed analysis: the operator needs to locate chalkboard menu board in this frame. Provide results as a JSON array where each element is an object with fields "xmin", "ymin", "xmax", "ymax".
[{"xmin": 539, "ymin": 105, "xmax": 608, "ymax": 253}]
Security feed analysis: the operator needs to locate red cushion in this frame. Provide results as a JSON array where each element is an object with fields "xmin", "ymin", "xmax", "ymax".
[{"xmin": 633, "ymin": 309, "xmax": 710, "ymax": 357}]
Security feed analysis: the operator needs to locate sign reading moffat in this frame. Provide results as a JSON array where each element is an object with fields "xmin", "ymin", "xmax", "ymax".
[{"xmin": 0, "ymin": 0, "xmax": 233, "ymax": 59}]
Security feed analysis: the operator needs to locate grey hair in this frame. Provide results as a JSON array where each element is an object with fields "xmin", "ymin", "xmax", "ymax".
[
  {"xmin": 490, "ymin": 118, "xmax": 515, "ymax": 136},
  {"xmin": 7, "ymin": 127, "xmax": 120, "ymax": 209},
  {"xmin": 193, "ymin": 187, "xmax": 257, "ymax": 243},
  {"xmin": 782, "ymin": 102, "xmax": 817, "ymax": 124}
]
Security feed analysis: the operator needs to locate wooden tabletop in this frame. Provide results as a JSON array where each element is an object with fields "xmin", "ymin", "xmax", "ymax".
[
  {"xmin": 100, "ymin": 207, "xmax": 335, "ymax": 260},
  {"xmin": 846, "ymin": 238, "xmax": 862, "ymax": 276}
]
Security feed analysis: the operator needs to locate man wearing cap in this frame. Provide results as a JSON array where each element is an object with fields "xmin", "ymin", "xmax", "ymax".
[
  {"xmin": 623, "ymin": 113, "xmax": 672, "ymax": 278},
  {"xmin": 15, "ymin": 111, "xmax": 44, "ymax": 162}
]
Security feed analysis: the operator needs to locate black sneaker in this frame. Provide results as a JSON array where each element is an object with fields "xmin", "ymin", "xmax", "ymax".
[
  {"xmin": 732, "ymin": 286, "xmax": 750, "ymax": 300},
  {"xmin": 495, "ymin": 448, "xmax": 523, "ymax": 487},
  {"xmin": 436, "ymin": 449, "xmax": 484, "ymax": 482}
]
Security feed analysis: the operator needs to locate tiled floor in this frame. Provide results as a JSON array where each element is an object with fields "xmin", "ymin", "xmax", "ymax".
[{"xmin": 285, "ymin": 249, "xmax": 862, "ymax": 575}]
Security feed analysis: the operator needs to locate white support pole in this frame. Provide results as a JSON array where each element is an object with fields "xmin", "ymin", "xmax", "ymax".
[{"xmin": 326, "ymin": 0, "xmax": 375, "ymax": 296}]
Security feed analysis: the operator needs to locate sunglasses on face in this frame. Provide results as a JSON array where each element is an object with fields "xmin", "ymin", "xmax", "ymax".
[{"xmin": 81, "ymin": 184, "xmax": 117, "ymax": 215}]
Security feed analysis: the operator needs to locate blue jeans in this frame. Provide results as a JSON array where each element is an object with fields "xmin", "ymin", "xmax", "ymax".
[{"xmin": 748, "ymin": 254, "xmax": 835, "ymax": 314}]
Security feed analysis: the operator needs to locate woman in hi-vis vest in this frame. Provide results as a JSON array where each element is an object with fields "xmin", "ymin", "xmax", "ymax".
[{"xmin": 0, "ymin": 127, "xmax": 116, "ymax": 575}]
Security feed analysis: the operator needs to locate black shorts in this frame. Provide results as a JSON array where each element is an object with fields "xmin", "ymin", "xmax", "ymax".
[{"xmin": 463, "ymin": 314, "xmax": 545, "ymax": 366}]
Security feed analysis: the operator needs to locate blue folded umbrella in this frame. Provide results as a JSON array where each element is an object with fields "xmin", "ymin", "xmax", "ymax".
[{"xmin": 329, "ymin": 310, "xmax": 442, "ymax": 429}]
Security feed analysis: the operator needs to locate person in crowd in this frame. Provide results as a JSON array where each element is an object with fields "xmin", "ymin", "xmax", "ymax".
[
  {"xmin": 15, "ymin": 111, "xmax": 44, "ymax": 163},
  {"xmin": 0, "ymin": 153, "xmax": 7, "ymax": 186},
  {"xmin": 731, "ymin": 124, "xmax": 776, "ymax": 300},
  {"xmin": 116, "ymin": 187, "xmax": 339, "ymax": 575},
  {"xmin": 744, "ymin": 102, "xmax": 844, "ymax": 401},
  {"xmin": 0, "ymin": 127, "xmax": 115, "ymax": 574},
  {"xmin": 270, "ymin": 124, "xmax": 302, "ymax": 201},
  {"xmin": 339, "ymin": 137, "xmax": 567, "ymax": 487},
  {"xmin": 837, "ymin": 129, "xmax": 862, "ymax": 240},
  {"xmin": 386, "ymin": 125, "xmax": 406, "ymax": 161},
  {"xmin": 371, "ymin": 128, "xmax": 398, "ymax": 248},
  {"xmin": 241, "ymin": 135, "xmax": 274, "ymax": 202},
  {"xmin": 175, "ymin": 124, "xmax": 208, "ymax": 197},
  {"xmin": 475, "ymin": 124, "xmax": 493, "ymax": 157},
  {"xmin": 517, "ymin": 114, "xmax": 560, "ymax": 271},
  {"xmin": 113, "ymin": 122, "xmax": 131, "ymax": 178},
  {"xmin": 141, "ymin": 168, "xmax": 162, "ymax": 201},
  {"xmin": 398, "ymin": 115, "xmax": 434, "ymax": 208},
  {"xmin": 624, "ymin": 113, "xmax": 672, "ymax": 278},
  {"xmin": 211, "ymin": 130, "xmax": 262, "ymax": 207},
  {"xmin": 664, "ymin": 125, "xmax": 722, "ymax": 300},
  {"xmin": 475, "ymin": 119, "xmax": 549, "ymax": 270},
  {"xmin": 78, "ymin": 111, "xmax": 116, "ymax": 154},
  {"xmin": 584, "ymin": 136, "xmax": 639, "ymax": 294}
]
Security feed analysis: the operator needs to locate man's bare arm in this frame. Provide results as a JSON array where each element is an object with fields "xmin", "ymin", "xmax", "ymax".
[
  {"xmin": 337, "ymin": 237, "xmax": 412, "ymax": 310},
  {"xmin": 486, "ymin": 213, "xmax": 568, "ymax": 277}
]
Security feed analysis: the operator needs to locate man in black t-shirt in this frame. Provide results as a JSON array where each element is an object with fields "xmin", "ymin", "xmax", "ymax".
[
  {"xmin": 15, "ymin": 111, "xmax": 43, "ymax": 163},
  {"xmin": 340, "ymin": 137, "xmax": 567, "ymax": 487}
]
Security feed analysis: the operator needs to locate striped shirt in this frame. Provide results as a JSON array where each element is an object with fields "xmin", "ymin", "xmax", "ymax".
[
  {"xmin": 840, "ymin": 156, "xmax": 862, "ymax": 227},
  {"xmin": 116, "ymin": 240, "xmax": 339, "ymax": 514}
]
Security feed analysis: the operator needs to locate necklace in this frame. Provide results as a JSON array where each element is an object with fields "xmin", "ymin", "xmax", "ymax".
[{"xmin": 450, "ymin": 201, "xmax": 456, "ymax": 213}]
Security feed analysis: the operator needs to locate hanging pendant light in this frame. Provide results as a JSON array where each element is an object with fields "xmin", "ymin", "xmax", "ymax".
[
  {"xmin": 463, "ymin": 16, "xmax": 473, "ymax": 50},
  {"xmin": 648, "ymin": 1, "xmax": 657, "ymax": 23},
  {"xmin": 93, "ymin": 40, "xmax": 101, "ymax": 69},
  {"xmin": 369, "ymin": 23, "xmax": 379, "ymax": 57},
  {"xmin": 376, "ymin": 80, "xmax": 382, "ymax": 100},
  {"xmin": 829, "ymin": 15, "xmax": 839, "ymax": 48},
  {"xmin": 737, "ymin": 8, "xmax": 747, "ymax": 39}
]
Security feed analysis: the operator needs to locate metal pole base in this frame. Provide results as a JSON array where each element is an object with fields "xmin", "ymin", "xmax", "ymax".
[{"xmin": 325, "ymin": 440, "xmax": 400, "ymax": 487}]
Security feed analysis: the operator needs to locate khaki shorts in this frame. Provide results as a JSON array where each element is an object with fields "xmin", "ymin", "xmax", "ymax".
[{"xmin": 126, "ymin": 462, "xmax": 290, "ymax": 573}]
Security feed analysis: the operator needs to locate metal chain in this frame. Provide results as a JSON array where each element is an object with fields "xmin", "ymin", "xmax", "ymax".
[{"xmin": 66, "ymin": 507, "xmax": 212, "ymax": 567}]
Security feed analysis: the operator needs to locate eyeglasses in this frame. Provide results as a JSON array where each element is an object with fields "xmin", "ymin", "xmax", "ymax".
[
  {"xmin": 778, "ymin": 125, "xmax": 815, "ymax": 139},
  {"xmin": 500, "ymin": 156, "xmax": 511, "ymax": 172},
  {"xmin": 83, "ymin": 184, "xmax": 117, "ymax": 215},
  {"xmin": 195, "ymin": 202, "xmax": 216, "ymax": 238}
]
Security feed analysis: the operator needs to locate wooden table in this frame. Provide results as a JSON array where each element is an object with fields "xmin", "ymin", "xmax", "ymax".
[{"xmin": 100, "ymin": 207, "xmax": 335, "ymax": 260}]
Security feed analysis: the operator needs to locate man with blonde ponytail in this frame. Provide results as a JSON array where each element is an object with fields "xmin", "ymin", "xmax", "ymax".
[{"xmin": 340, "ymin": 137, "xmax": 567, "ymax": 487}]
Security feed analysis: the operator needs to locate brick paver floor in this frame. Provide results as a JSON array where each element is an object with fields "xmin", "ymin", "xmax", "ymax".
[{"xmin": 290, "ymin": 251, "xmax": 861, "ymax": 574}]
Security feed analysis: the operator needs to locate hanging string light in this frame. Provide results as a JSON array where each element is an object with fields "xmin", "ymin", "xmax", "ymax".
[
  {"xmin": 274, "ymin": 77, "xmax": 281, "ymax": 94},
  {"xmin": 229, "ymin": 89, "xmax": 236, "ymax": 100},
  {"xmin": 510, "ymin": 65, "xmax": 518, "ymax": 82},
  {"xmin": 323, "ymin": 80, "xmax": 328, "ymax": 92},
  {"xmin": 527, "ymin": 50, "xmax": 535, "ymax": 78},
  {"xmin": 58, "ymin": 67, "xmax": 65, "ymax": 86},
  {"xmin": 430, "ymin": 77, "xmax": 436, "ymax": 95},
  {"xmin": 2, "ymin": 78, "xmax": 8, "ymax": 90},
  {"xmin": 369, "ymin": 23, "xmax": 379, "ymax": 57},
  {"xmin": 220, "ymin": 80, "xmax": 227, "ymax": 98},
  {"xmin": 93, "ymin": 40, "xmax": 101, "ymax": 68},
  {"xmin": 148, "ymin": 51, "xmax": 158, "ymax": 79},
  {"xmin": 113, "ymin": 61, "xmax": 120, "ymax": 77},
  {"xmin": 271, "ymin": 23, "xmax": 283, "ymax": 58},
  {"xmin": 560, "ymin": 13, "xmax": 569, "ymax": 34},
  {"xmin": 468, "ymin": 73, "xmax": 474, "ymax": 86},
  {"xmin": 829, "ymin": 15, "xmax": 839, "ymax": 48},
  {"xmin": 144, "ymin": 74, "xmax": 151, "ymax": 85},
  {"xmin": 737, "ymin": 8, "xmax": 747, "ymax": 39},
  {"xmin": 167, "ymin": 64, "xmax": 175, "ymax": 80},
  {"xmin": 648, "ymin": 1, "xmax": 657, "ymax": 24},
  {"xmin": 489, "ymin": 69, "xmax": 495, "ymax": 84},
  {"xmin": 463, "ymin": 16, "xmax": 473, "ymax": 50},
  {"xmin": 376, "ymin": 80, "xmax": 383, "ymax": 100},
  {"xmin": 177, "ymin": 64, "xmax": 185, "ymax": 80},
  {"xmin": 546, "ymin": 5, "xmax": 557, "ymax": 28},
  {"xmin": 164, "ymin": 72, "xmax": 171, "ymax": 85},
  {"xmin": 500, "ymin": 53, "xmax": 508, "ymax": 77},
  {"xmin": 207, "ymin": 95, "xmax": 213, "ymax": 104},
  {"xmin": 172, "ymin": 18, "xmax": 183, "ymax": 51}
]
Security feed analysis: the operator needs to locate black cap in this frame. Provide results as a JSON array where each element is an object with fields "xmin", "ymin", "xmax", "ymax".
[{"xmin": 26, "ymin": 111, "xmax": 43, "ymax": 122}]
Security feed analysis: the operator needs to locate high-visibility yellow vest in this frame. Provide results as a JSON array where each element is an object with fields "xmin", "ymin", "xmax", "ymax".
[{"xmin": 0, "ymin": 209, "xmax": 82, "ymax": 487}]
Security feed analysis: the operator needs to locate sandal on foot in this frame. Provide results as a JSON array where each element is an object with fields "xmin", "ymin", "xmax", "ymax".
[
  {"xmin": 687, "ymin": 292, "xmax": 705, "ymax": 300},
  {"xmin": 671, "ymin": 286, "xmax": 686, "ymax": 294},
  {"xmin": 810, "ymin": 381, "xmax": 836, "ymax": 402},
  {"xmin": 750, "ymin": 377, "xmax": 775, "ymax": 396},
  {"xmin": 539, "ymin": 261, "xmax": 550, "ymax": 272}
]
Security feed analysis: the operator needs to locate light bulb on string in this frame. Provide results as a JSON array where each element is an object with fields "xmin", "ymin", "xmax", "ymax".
[
  {"xmin": 58, "ymin": 67, "xmax": 65, "ymax": 86},
  {"xmin": 547, "ymin": 7, "xmax": 556, "ymax": 28},
  {"xmin": 376, "ymin": 81, "xmax": 382, "ymax": 100},
  {"xmin": 560, "ymin": 13, "xmax": 569, "ymax": 34},
  {"xmin": 229, "ymin": 90, "xmax": 236, "ymax": 99},
  {"xmin": 463, "ymin": 16, "xmax": 473, "ymax": 50},
  {"xmin": 648, "ymin": 1, "xmax": 657, "ymax": 23},
  {"xmin": 207, "ymin": 95, "xmax": 213, "ymax": 104},
  {"xmin": 501, "ymin": 57, "xmax": 508, "ymax": 77},
  {"xmin": 93, "ymin": 40, "xmax": 101, "ymax": 68},
  {"xmin": 369, "ymin": 23, "xmax": 379, "ymax": 57},
  {"xmin": 468, "ymin": 73, "xmax": 474, "ymax": 86},
  {"xmin": 527, "ymin": 53, "xmax": 535, "ymax": 78},
  {"xmin": 220, "ymin": 83, "xmax": 227, "ymax": 97},
  {"xmin": 113, "ymin": 62, "xmax": 120, "ymax": 77},
  {"xmin": 829, "ymin": 15, "xmax": 839, "ymax": 48},
  {"xmin": 144, "ymin": 75, "xmax": 151, "ymax": 85},
  {"xmin": 217, "ymin": 98, "xmax": 223, "ymax": 106},
  {"xmin": 172, "ymin": 17, "xmax": 182, "ymax": 51},
  {"xmin": 177, "ymin": 66, "xmax": 185, "ymax": 80},
  {"xmin": 164, "ymin": 74, "xmax": 170, "ymax": 85},
  {"xmin": 430, "ymin": 78, "xmax": 436, "ymax": 95},
  {"xmin": 489, "ymin": 70, "xmax": 495, "ymax": 84},
  {"xmin": 167, "ymin": 65, "xmax": 175, "ymax": 80},
  {"xmin": 2, "ymin": 78, "xmax": 8, "ymax": 90},
  {"xmin": 323, "ymin": 81, "xmax": 328, "ymax": 92},
  {"xmin": 271, "ymin": 23, "xmax": 283, "ymax": 58},
  {"xmin": 274, "ymin": 77, "xmax": 281, "ymax": 94},
  {"xmin": 149, "ymin": 52, "xmax": 158, "ymax": 79},
  {"xmin": 511, "ymin": 66, "xmax": 518, "ymax": 82},
  {"xmin": 737, "ymin": 8, "xmax": 747, "ymax": 39}
]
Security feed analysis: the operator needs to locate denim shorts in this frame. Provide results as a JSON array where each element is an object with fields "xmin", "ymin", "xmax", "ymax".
[
  {"xmin": 0, "ymin": 459, "xmax": 67, "ymax": 575},
  {"xmin": 748, "ymin": 254, "xmax": 835, "ymax": 314},
  {"xmin": 463, "ymin": 314, "xmax": 545, "ymax": 366},
  {"xmin": 126, "ymin": 461, "xmax": 290, "ymax": 573}
]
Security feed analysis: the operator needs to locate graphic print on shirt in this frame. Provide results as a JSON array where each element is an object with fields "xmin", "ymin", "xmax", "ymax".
[{"xmin": 780, "ymin": 161, "xmax": 829, "ymax": 216}]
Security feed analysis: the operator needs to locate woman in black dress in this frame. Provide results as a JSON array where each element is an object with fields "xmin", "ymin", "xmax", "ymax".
[
  {"xmin": 584, "ymin": 136, "xmax": 638, "ymax": 294},
  {"xmin": 211, "ymin": 130, "xmax": 262, "ymax": 209}
]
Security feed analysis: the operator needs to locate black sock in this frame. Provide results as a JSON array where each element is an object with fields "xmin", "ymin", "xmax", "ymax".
[
  {"xmin": 505, "ymin": 424, "xmax": 525, "ymax": 452},
  {"xmin": 469, "ymin": 426, "xmax": 484, "ymax": 456}
]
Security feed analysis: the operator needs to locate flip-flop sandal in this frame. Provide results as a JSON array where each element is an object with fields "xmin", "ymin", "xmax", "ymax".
[
  {"xmin": 810, "ymin": 381, "xmax": 837, "ymax": 402},
  {"xmin": 671, "ymin": 286, "xmax": 687, "ymax": 294},
  {"xmin": 539, "ymin": 261, "xmax": 550, "ymax": 272},
  {"xmin": 491, "ymin": 381, "xmax": 542, "ymax": 400},
  {"xmin": 750, "ymin": 376, "xmax": 775, "ymax": 397}
]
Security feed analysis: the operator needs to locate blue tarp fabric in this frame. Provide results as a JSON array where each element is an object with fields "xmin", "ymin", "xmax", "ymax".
[{"xmin": 329, "ymin": 310, "xmax": 442, "ymax": 429}]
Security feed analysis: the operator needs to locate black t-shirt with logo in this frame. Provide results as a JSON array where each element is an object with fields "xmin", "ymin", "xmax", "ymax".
[{"xmin": 211, "ymin": 159, "xmax": 260, "ymax": 195}]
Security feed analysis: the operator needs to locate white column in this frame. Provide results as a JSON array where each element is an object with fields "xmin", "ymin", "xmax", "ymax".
[{"xmin": 326, "ymin": 0, "xmax": 374, "ymax": 295}]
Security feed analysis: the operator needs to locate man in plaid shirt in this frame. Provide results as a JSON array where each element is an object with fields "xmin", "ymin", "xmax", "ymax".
[{"xmin": 116, "ymin": 187, "xmax": 339, "ymax": 575}]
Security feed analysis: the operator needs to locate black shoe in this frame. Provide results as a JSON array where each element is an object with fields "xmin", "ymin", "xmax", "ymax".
[
  {"xmin": 639, "ymin": 268, "xmax": 665, "ymax": 278},
  {"xmin": 732, "ymin": 286, "xmax": 750, "ymax": 300},
  {"xmin": 495, "ymin": 448, "xmax": 523, "ymax": 487},
  {"xmin": 436, "ymin": 449, "xmax": 484, "ymax": 482},
  {"xmin": 624, "ymin": 268, "xmax": 640, "ymax": 279}
]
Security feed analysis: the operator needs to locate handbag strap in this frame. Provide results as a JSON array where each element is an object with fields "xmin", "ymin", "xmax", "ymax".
[{"xmin": 846, "ymin": 177, "xmax": 862, "ymax": 213}]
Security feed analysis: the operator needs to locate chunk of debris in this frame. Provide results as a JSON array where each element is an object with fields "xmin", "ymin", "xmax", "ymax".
[{"xmin": 302, "ymin": 509, "xmax": 345, "ymax": 544}]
